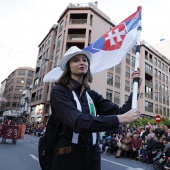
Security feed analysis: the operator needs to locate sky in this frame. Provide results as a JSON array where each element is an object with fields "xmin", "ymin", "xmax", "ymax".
[{"xmin": 0, "ymin": 0, "xmax": 170, "ymax": 84}]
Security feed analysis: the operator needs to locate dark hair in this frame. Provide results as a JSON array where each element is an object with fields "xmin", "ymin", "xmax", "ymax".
[{"xmin": 56, "ymin": 56, "xmax": 93, "ymax": 89}]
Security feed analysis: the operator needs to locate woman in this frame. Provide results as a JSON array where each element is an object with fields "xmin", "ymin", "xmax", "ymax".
[{"xmin": 50, "ymin": 46, "xmax": 141, "ymax": 170}]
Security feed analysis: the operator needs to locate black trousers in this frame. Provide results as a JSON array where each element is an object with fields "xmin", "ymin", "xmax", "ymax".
[{"xmin": 51, "ymin": 149, "xmax": 101, "ymax": 170}]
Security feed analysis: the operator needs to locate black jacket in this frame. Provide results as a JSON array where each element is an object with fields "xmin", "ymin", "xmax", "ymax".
[{"xmin": 50, "ymin": 79, "xmax": 133, "ymax": 148}]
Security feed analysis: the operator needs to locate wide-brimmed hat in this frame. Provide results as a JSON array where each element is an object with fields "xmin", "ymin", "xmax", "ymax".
[{"xmin": 60, "ymin": 46, "xmax": 92, "ymax": 71}]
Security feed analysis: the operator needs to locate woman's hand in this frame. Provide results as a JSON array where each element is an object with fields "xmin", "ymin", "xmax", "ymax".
[
  {"xmin": 132, "ymin": 68, "xmax": 142, "ymax": 88},
  {"xmin": 117, "ymin": 109, "xmax": 140, "ymax": 124}
]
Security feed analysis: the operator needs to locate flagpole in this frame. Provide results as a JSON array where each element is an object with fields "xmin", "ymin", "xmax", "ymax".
[{"xmin": 131, "ymin": 23, "xmax": 142, "ymax": 109}]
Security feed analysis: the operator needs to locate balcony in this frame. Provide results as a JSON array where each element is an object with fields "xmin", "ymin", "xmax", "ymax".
[
  {"xmin": 145, "ymin": 80, "xmax": 153, "ymax": 88},
  {"xmin": 69, "ymin": 19, "xmax": 87, "ymax": 25},
  {"xmin": 34, "ymin": 72, "xmax": 40, "ymax": 79},
  {"xmin": 67, "ymin": 34, "xmax": 86, "ymax": 42}
]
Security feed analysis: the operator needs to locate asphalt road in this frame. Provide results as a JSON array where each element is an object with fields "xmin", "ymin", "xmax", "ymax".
[{"xmin": 0, "ymin": 134, "xmax": 154, "ymax": 170}]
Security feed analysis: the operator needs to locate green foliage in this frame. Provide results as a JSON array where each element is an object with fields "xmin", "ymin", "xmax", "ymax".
[{"xmin": 130, "ymin": 116, "xmax": 170, "ymax": 127}]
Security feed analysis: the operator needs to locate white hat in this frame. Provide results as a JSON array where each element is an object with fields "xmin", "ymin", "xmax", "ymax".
[{"xmin": 60, "ymin": 46, "xmax": 92, "ymax": 71}]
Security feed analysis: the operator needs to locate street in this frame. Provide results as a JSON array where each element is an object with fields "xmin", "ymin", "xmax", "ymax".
[{"xmin": 0, "ymin": 134, "xmax": 154, "ymax": 170}]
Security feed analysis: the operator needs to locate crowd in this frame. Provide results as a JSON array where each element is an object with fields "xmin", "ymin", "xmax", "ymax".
[
  {"xmin": 25, "ymin": 121, "xmax": 46, "ymax": 136},
  {"xmin": 99, "ymin": 123, "xmax": 170, "ymax": 168}
]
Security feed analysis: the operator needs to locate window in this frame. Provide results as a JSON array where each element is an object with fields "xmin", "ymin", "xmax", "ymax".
[
  {"xmin": 163, "ymin": 95, "xmax": 166, "ymax": 104},
  {"xmin": 154, "ymin": 69, "xmax": 157, "ymax": 78},
  {"xmin": 154, "ymin": 58, "xmax": 157, "ymax": 66},
  {"xmin": 158, "ymin": 71, "xmax": 161, "ymax": 80},
  {"xmin": 155, "ymin": 92, "xmax": 158, "ymax": 101},
  {"xmin": 55, "ymin": 50, "xmax": 60, "ymax": 62},
  {"xmin": 59, "ymin": 20, "xmax": 64, "ymax": 32},
  {"xmin": 45, "ymin": 48, "xmax": 49, "ymax": 59},
  {"xmin": 114, "ymin": 91, "xmax": 120, "ymax": 104},
  {"xmin": 145, "ymin": 86, "xmax": 152, "ymax": 99},
  {"xmin": 12, "ymin": 102, "xmax": 17, "ymax": 107},
  {"xmin": 132, "ymin": 57, "xmax": 135, "ymax": 67},
  {"xmin": 106, "ymin": 89, "xmax": 112, "ymax": 101},
  {"xmin": 115, "ymin": 63, "xmax": 121, "ymax": 73},
  {"xmin": 159, "ymin": 93, "xmax": 162, "ymax": 103},
  {"xmin": 17, "ymin": 78, "xmax": 24, "ymax": 83},
  {"xmin": 18, "ymin": 70, "xmax": 25, "ymax": 75},
  {"xmin": 125, "ymin": 80, "xmax": 130, "ymax": 92},
  {"xmin": 162, "ymin": 73, "xmax": 165, "ymax": 82},
  {"xmin": 159, "ymin": 83, "xmax": 162, "ymax": 92},
  {"xmin": 166, "ymin": 86, "xmax": 168, "ymax": 94},
  {"xmin": 39, "ymin": 89, "xmax": 42, "ymax": 100},
  {"xmin": 36, "ymin": 90, "xmax": 40, "ymax": 100},
  {"xmin": 145, "ymin": 101, "xmax": 153, "ymax": 112},
  {"xmin": 165, "ymin": 65, "xmax": 168, "ymax": 73},
  {"xmin": 145, "ymin": 51, "xmax": 148, "ymax": 60},
  {"xmin": 159, "ymin": 106, "xmax": 162, "ymax": 115},
  {"xmin": 115, "ymin": 76, "xmax": 120, "ymax": 88},
  {"xmin": 27, "ymin": 79, "xmax": 32, "ymax": 85},
  {"xmin": 38, "ymin": 47, "xmax": 41, "ymax": 55},
  {"xmin": 14, "ymin": 94, "xmax": 21, "ymax": 99},
  {"xmin": 15, "ymin": 86, "xmax": 23, "ymax": 91},
  {"xmin": 155, "ymin": 104, "xmax": 158, "ymax": 114},
  {"xmin": 167, "ymin": 108, "xmax": 169, "ymax": 117},
  {"xmin": 57, "ymin": 35, "xmax": 62, "ymax": 48},
  {"xmin": 149, "ymin": 54, "xmax": 152, "ymax": 63},
  {"xmin": 162, "ymin": 84, "xmax": 165, "ymax": 93},
  {"xmin": 125, "ymin": 66, "xmax": 130, "ymax": 78},
  {"xmin": 126, "ymin": 53, "xmax": 130, "ymax": 64},
  {"xmin": 162, "ymin": 63, "xmax": 165, "ymax": 71},
  {"xmin": 158, "ymin": 60, "xmax": 161, "ymax": 69},
  {"xmin": 155, "ymin": 80, "xmax": 158, "ymax": 90},
  {"xmin": 45, "ymin": 35, "xmax": 51, "ymax": 47},
  {"xmin": 28, "ymin": 71, "xmax": 34, "ymax": 77},
  {"xmin": 107, "ymin": 73, "xmax": 113, "ymax": 85},
  {"xmin": 145, "ymin": 63, "xmax": 152, "ymax": 75},
  {"xmin": 166, "ymin": 76, "xmax": 168, "ymax": 84}
]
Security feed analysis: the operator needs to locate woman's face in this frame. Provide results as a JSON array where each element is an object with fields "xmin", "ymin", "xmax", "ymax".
[{"xmin": 69, "ymin": 54, "xmax": 89, "ymax": 78}]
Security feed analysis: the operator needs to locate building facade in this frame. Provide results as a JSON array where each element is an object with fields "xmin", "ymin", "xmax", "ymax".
[
  {"xmin": 29, "ymin": 2, "xmax": 170, "ymax": 122},
  {"xmin": 30, "ymin": 24, "xmax": 57, "ymax": 122},
  {"xmin": 138, "ymin": 41, "xmax": 170, "ymax": 118},
  {"xmin": 1, "ymin": 67, "xmax": 34, "ymax": 116}
]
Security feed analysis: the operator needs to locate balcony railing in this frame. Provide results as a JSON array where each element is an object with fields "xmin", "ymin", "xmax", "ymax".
[
  {"xmin": 69, "ymin": 19, "xmax": 87, "ymax": 25},
  {"xmin": 67, "ymin": 34, "xmax": 86, "ymax": 41}
]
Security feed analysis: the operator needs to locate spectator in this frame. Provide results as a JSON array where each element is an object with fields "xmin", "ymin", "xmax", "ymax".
[
  {"xmin": 130, "ymin": 134, "xmax": 142, "ymax": 160},
  {"xmin": 141, "ymin": 126, "xmax": 150, "ymax": 140},
  {"xmin": 141, "ymin": 134, "xmax": 155, "ymax": 164},
  {"xmin": 155, "ymin": 124, "xmax": 166, "ymax": 138},
  {"xmin": 167, "ymin": 129, "xmax": 170, "ymax": 140},
  {"xmin": 139, "ymin": 127, "xmax": 145, "ymax": 139},
  {"xmin": 110, "ymin": 134, "xmax": 118, "ymax": 155},
  {"xmin": 152, "ymin": 136, "xmax": 164, "ymax": 160},
  {"xmin": 162, "ymin": 137, "xmax": 170, "ymax": 154},
  {"xmin": 149, "ymin": 127, "xmax": 156, "ymax": 138},
  {"xmin": 103, "ymin": 139, "xmax": 112, "ymax": 155},
  {"xmin": 115, "ymin": 133, "xmax": 132, "ymax": 158}
]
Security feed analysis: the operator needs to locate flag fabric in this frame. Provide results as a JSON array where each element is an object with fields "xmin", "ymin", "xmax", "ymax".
[
  {"xmin": 43, "ymin": 6, "xmax": 142, "ymax": 83},
  {"xmin": 0, "ymin": 97, "xmax": 7, "ymax": 102},
  {"xmin": 43, "ymin": 66, "xmax": 63, "ymax": 83},
  {"xmin": 84, "ymin": 6, "xmax": 142, "ymax": 73}
]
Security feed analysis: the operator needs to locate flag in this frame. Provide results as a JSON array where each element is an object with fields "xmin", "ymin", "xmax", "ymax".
[
  {"xmin": 0, "ymin": 97, "xmax": 7, "ymax": 102},
  {"xmin": 43, "ymin": 6, "xmax": 142, "ymax": 83},
  {"xmin": 43, "ymin": 66, "xmax": 63, "ymax": 83},
  {"xmin": 84, "ymin": 6, "xmax": 142, "ymax": 73}
]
